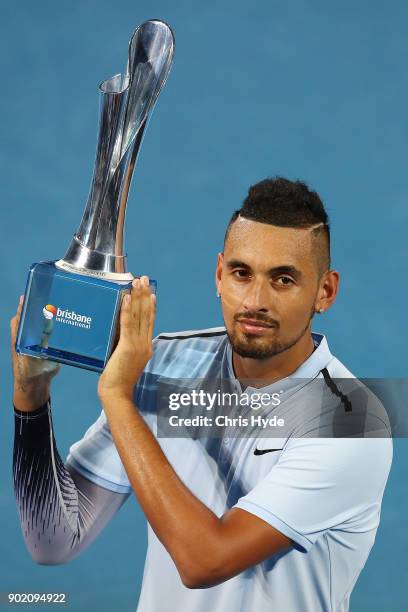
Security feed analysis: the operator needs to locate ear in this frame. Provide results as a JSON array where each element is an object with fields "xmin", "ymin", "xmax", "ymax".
[
  {"xmin": 316, "ymin": 270, "xmax": 340, "ymax": 312},
  {"xmin": 215, "ymin": 252, "xmax": 224, "ymax": 295}
]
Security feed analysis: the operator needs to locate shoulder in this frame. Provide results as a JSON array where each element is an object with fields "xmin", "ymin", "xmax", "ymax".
[
  {"xmin": 154, "ymin": 325, "xmax": 227, "ymax": 345},
  {"xmin": 135, "ymin": 326, "xmax": 228, "ymax": 411},
  {"xmin": 321, "ymin": 355, "xmax": 392, "ymax": 439},
  {"xmin": 145, "ymin": 326, "xmax": 228, "ymax": 378}
]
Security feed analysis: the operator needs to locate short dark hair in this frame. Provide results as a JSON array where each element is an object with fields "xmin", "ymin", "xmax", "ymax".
[{"xmin": 224, "ymin": 177, "xmax": 330, "ymax": 277}]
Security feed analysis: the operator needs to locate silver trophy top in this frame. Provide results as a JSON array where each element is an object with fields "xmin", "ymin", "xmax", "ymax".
[{"xmin": 56, "ymin": 19, "xmax": 175, "ymax": 280}]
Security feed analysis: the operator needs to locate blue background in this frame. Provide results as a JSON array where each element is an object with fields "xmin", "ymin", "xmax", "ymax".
[{"xmin": 1, "ymin": 1, "xmax": 407, "ymax": 610}]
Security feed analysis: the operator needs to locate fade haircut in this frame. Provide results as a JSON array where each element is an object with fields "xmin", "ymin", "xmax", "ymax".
[{"xmin": 224, "ymin": 177, "xmax": 330, "ymax": 278}]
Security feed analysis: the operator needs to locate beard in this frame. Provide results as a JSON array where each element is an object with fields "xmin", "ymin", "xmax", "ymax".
[{"xmin": 226, "ymin": 306, "xmax": 316, "ymax": 360}]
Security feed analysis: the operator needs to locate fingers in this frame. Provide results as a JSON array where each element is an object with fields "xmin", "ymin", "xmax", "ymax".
[
  {"xmin": 9, "ymin": 294, "xmax": 62, "ymax": 384},
  {"xmin": 131, "ymin": 278, "xmax": 142, "ymax": 334},
  {"xmin": 147, "ymin": 292, "xmax": 156, "ymax": 343},
  {"xmin": 119, "ymin": 291, "xmax": 132, "ymax": 337},
  {"xmin": 130, "ymin": 276, "xmax": 155, "ymax": 339},
  {"xmin": 139, "ymin": 277, "xmax": 151, "ymax": 337},
  {"xmin": 118, "ymin": 276, "xmax": 155, "ymax": 344}
]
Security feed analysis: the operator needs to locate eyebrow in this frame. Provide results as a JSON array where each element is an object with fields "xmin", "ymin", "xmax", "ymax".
[{"xmin": 225, "ymin": 259, "xmax": 303, "ymax": 279}]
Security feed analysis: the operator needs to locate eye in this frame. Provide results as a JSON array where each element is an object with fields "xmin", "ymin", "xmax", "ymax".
[
  {"xmin": 275, "ymin": 276, "xmax": 294, "ymax": 286},
  {"xmin": 232, "ymin": 269, "xmax": 250, "ymax": 279}
]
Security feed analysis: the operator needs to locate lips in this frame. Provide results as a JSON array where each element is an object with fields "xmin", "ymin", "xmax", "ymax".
[{"xmin": 237, "ymin": 318, "xmax": 276, "ymax": 335}]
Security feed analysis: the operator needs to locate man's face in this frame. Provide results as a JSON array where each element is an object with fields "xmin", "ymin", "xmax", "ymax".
[{"xmin": 216, "ymin": 217, "xmax": 323, "ymax": 360}]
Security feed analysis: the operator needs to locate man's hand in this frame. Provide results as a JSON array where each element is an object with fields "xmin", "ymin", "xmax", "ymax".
[
  {"xmin": 10, "ymin": 295, "xmax": 61, "ymax": 412},
  {"xmin": 97, "ymin": 275, "xmax": 156, "ymax": 402}
]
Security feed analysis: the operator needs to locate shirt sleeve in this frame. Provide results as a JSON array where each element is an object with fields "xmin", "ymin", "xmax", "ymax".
[
  {"xmin": 13, "ymin": 400, "xmax": 129, "ymax": 564},
  {"xmin": 233, "ymin": 437, "xmax": 393, "ymax": 553},
  {"xmin": 66, "ymin": 410, "xmax": 133, "ymax": 494}
]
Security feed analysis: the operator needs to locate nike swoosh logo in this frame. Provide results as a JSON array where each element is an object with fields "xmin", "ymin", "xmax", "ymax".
[{"xmin": 253, "ymin": 448, "xmax": 283, "ymax": 455}]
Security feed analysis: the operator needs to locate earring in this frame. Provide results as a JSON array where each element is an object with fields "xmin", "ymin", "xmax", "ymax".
[
  {"xmin": 318, "ymin": 307, "xmax": 324, "ymax": 313},
  {"xmin": 216, "ymin": 291, "xmax": 221, "ymax": 298}
]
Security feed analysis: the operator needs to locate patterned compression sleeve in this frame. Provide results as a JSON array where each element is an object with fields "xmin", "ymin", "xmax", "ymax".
[{"xmin": 13, "ymin": 399, "xmax": 130, "ymax": 564}]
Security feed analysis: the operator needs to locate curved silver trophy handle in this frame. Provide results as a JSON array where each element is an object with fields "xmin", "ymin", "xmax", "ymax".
[{"xmin": 56, "ymin": 19, "xmax": 175, "ymax": 279}]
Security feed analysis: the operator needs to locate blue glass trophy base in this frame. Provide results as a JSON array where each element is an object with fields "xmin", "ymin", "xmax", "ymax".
[{"xmin": 15, "ymin": 261, "xmax": 157, "ymax": 373}]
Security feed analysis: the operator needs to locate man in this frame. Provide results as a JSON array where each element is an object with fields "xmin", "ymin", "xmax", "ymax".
[{"xmin": 11, "ymin": 177, "xmax": 392, "ymax": 611}]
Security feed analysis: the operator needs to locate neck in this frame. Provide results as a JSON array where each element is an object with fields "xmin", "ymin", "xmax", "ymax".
[{"xmin": 232, "ymin": 328, "xmax": 316, "ymax": 388}]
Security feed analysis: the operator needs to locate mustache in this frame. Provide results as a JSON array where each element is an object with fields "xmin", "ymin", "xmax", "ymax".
[{"xmin": 234, "ymin": 312, "xmax": 279, "ymax": 327}]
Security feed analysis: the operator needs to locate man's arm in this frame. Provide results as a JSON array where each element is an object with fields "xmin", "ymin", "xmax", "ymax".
[
  {"xmin": 13, "ymin": 399, "xmax": 130, "ymax": 564},
  {"xmin": 97, "ymin": 277, "xmax": 292, "ymax": 589},
  {"xmin": 101, "ymin": 395, "xmax": 291, "ymax": 588},
  {"xmin": 13, "ymin": 405, "xmax": 128, "ymax": 565},
  {"xmin": 11, "ymin": 298, "xmax": 129, "ymax": 564}
]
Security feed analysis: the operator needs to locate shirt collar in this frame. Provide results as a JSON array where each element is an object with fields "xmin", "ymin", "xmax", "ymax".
[{"xmin": 225, "ymin": 332, "xmax": 333, "ymax": 394}]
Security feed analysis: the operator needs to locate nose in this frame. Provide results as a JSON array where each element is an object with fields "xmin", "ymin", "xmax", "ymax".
[{"xmin": 242, "ymin": 276, "xmax": 269, "ymax": 313}]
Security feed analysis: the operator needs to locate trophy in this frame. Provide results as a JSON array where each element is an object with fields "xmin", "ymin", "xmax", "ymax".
[{"xmin": 15, "ymin": 19, "xmax": 175, "ymax": 372}]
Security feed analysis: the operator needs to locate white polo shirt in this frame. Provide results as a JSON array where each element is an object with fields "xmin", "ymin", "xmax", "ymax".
[{"xmin": 67, "ymin": 328, "xmax": 393, "ymax": 612}]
